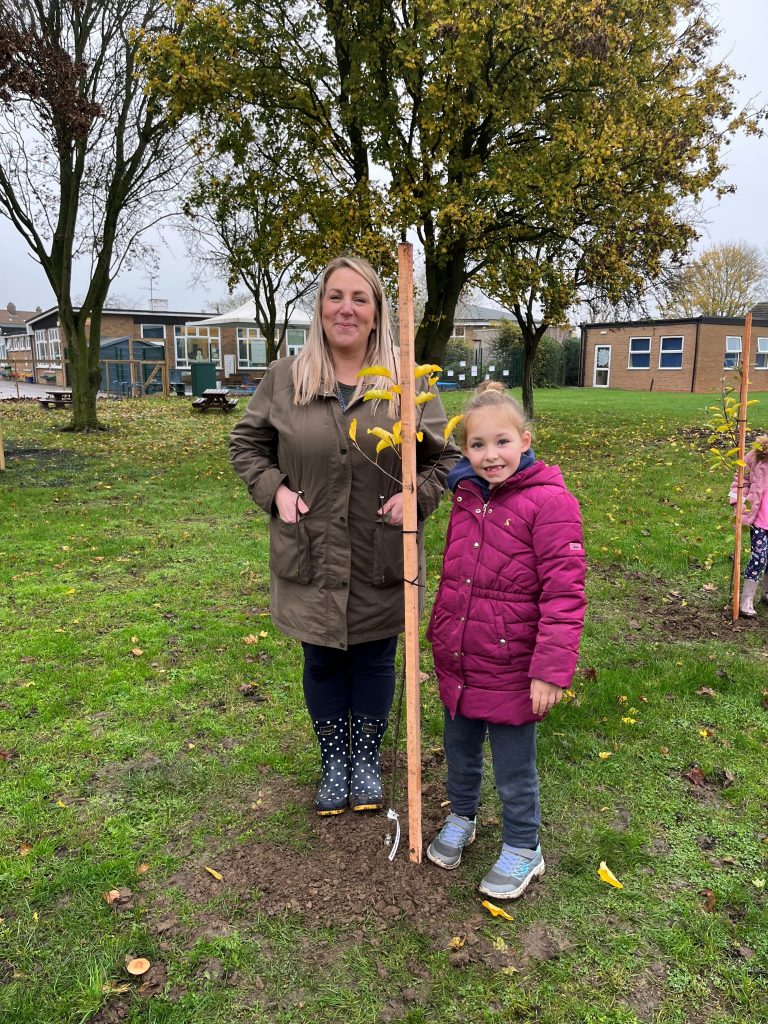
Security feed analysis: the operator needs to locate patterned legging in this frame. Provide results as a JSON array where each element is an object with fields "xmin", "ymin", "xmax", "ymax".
[{"xmin": 745, "ymin": 526, "xmax": 768, "ymax": 581}]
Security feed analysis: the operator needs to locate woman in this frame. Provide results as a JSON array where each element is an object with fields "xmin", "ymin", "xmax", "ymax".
[{"xmin": 229, "ymin": 255, "xmax": 459, "ymax": 816}]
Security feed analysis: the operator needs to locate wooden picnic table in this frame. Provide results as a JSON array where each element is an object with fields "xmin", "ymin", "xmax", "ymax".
[
  {"xmin": 191, "ymin": 388, "xmax": 239, "ymax": 413},
  {"xmin": 38, "ymin": 390, "xmax": 74, "ymax": 410}
]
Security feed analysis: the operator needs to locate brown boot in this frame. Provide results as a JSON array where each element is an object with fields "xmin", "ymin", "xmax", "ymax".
[{"xmin": 740, "ymin": 578, "xmax": 759, "ymax": 618}]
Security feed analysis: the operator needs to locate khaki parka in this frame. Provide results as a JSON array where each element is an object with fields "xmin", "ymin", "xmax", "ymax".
[{"xmin": 229, "ymin": 357, "xmax": 460, "ymax": 650}]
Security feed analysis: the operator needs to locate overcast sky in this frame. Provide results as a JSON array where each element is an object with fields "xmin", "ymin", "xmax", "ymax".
[{"xmin": 0, "ymin": 0, "xmax": 765, "ymax": 314}]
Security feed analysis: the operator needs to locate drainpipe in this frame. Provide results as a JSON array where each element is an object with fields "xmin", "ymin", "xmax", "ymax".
[
  {"xmin": 690, "ymin": 319, "xmax": 701, "ymax": 393},
  {"xmin": 579, "ymin": 325, "xmax": 586, "ymax": 387}
]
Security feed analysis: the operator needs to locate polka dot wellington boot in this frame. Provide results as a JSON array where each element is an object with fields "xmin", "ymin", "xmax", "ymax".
[
  {"xmin": 312, "ymin": 715, "xmax": 350, "ymax": 816},
  {"xmin": 349, "ymin": 714, "xmax": 387, "ymax": 812}
]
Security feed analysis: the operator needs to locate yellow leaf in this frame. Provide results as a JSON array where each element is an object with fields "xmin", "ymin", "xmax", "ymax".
[
  {"xmin": 391, "ymin": 420, "xmax": 403, "ymax": 443},
  {"xmin": 362, "ymin": 389, "xmax": 393, "ymax": 401},
  {"xmin": 414, "ymin": 392, "xmax": 435, "ymax": 406},
  {"xmin": 501, "ymin": 966, "xmax": 519, "ymax": 975},
  {"xmin": 348, "ymin": 418, "xmax": 357, "ymax": 443},
  {"xmin": 415, "ymin": 363, "xmax": 441, "ymax": 378},
  {"xmin": 357, "ymin": 365, "xmax": 393, "ymax": 380},
  {"xmin": 447, "ymin": 935, "xmax": 465, "ymax": 949},
  {"xmin": 204, "ymin": 865, "xmax": 224, "ymax": 881},
  {"xmin": 376, "ymin": 437, "xmax": 395, "ymax": 453},
  {"xmin": 752, "ymin": 878, "xmax": 765, "ymax": 889},
  {"xmin": 390, "ymin": 383, "xmax": 402, "ymax": 394},
  {"xmin": 56, "ymin": 800, "xmax": 68, "ymax": 808},
  {"xmin": 598, "ymin": 751, "xmax": 613, "ymax": 760},
  {"xmin": 598, "ymin": 861, "xmax": 624, "ymax": 889},
  {"xmin": 492, "ymin": 936, "xmax": 508, "ymax": 951},
  {"xmin": 481, "ymin": 900, "xmax": 514, "ymax": 920},
  {"xmin": 444, "ymin": 414, "xmax": 463, "ymax": 440},
  {"xmin": 102, "ymin": 983, "xmax": 131, "ymax": 994},
  {"xmin": 65, "ymin": 588, "xmax": 76, "ymax": 595},
  {"xmin": 242, "ymin": 634, "xmax": 260, "ymax": 645},
  {"xmin": 367, "ymin": 427, "xmax": 393, "ymax": 441},
  {"xmin": 259, "ymin": 630, "xmax": 268, "ymax": 638},
  {"xmin": 415, "ymin": 431, "xmax": 424, "ymax": 442},
  {"xmin": 428, "ymin": 375, "xmax": 440, "ymax": 388}
]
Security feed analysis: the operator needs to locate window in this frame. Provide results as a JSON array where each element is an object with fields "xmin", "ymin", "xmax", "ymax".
[
  {"xmin": 9, "ymin": 335, "xmax": 30, "ymax": 351},
  {"xmin": 286, "ymin": 327, "xmax": 305, "ymax": 357},
  {"xmin": 659, "ymin": 336, "xmax": 683, "ymax": 369},
  {"xmin": 48, "ymin": 328, "xmax": 61, "ymax": 362},
  {"xmin": 452, "ymin": 326, "xmax": 465, "ymax": 337},
  {"xmin": 141, "ymin": 323, "xmax": 165, "ymax": 340},
  {"xmin": 724, "ymin": 335, "xmax": 742, "ymax": 369},
  {"xmin": 756, "ymin": 338, "xmax": 768, "ymax": 370},
  {"xmin": 0, "ymin": 338, "xmax": 7, "ymax": 360},
  {"xmin": 237, "ymin": 327, "xmax": 267, "ymax": 368},
  {"xmin": 628, "ymin": 337, "xmax": 651, "ymax": 369},
  {"xmin": 35, "ymin": 329, "xmax": 48, "ymax": 362},
  {"xmin": 174, "ymin": 325, "xmax": 221, "ymax": 368}
]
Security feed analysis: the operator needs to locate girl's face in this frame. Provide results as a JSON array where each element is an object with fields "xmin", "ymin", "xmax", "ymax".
[
  {"xmin": 463, "ymin": 407, "xmax": 531, "ymax": 487},
  {"xmin": 321, "ymin": 267, "xmax": 377, "ymax": 360}
]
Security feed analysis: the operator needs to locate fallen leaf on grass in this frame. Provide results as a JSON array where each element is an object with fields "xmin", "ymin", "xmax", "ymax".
[
  {"xmin": 19, "ymin": 843, "xmax": 32, "ymax": 856},
  {"xmin": 204, "ymin": 865, "xmax": 224, "ymax": 881},
  {"xmin": 701, "ymin": 583, "xmax": 718, "ymax": 592},
  {"xmin": 492, "ymin": 936, "xmax": 508, "ymax": 951},
  {"xmin": 752, "ymin": 878, "xmax": 766, "ymax": 889},
  {"xmin": 0, "ymin": 749, "xmax": 19, "ymax": 762},
  {"xmin": 501, "ymin": 966, "xmax": 519, "ymax": 975},
  {"xmin": 696, "ymin": 687, "xmax": 718, "ymax": 698},
  {"xmin": 101, "ymin": 982, "xmax": 131, "ymax": 994},
  {"xmin": 135, "ymin": 863, "xmax": 150, "ymax": 875},
  {"xmin": 598, "ymin": 751, "xmax": 613, "ymax": 760},
  {"xmin": 447, "ymin": 935, "xmax": 465, "ymax": 949},
  {"xmin": 683, "ymin": 767, "xmax": 706, "ymax": 787},
  {"xmin": 702, "ymin": 888, "xmax": 716, "ymax": 912},
  {"xmin": 242, "ymin": 634, "xmax": 261, "ymax": 645},
  {"xmin": 481, "ymin": 900, "xmax": 514, "ymax": 921},
  {"xmin": 130, "ymin": 648, "xmax": 144, "ymax": 657},
  {"xmin": 125, "ymin": 957, "xmax": 151, "ymax": 976},
  {"xmin": 598, "ymin": 861, "xmax": 624, "ymax": 889},
  {"xmin": 698, "ymin": 727, "xmax": 715, "ymax": 739},
  {"xmin": 103, "ymin": 889, "xmax": 122, "ymax": 905}
]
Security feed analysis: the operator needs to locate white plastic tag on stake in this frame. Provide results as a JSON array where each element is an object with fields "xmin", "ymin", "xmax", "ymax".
[{"xmin": 386, "ymin": 808, "xmax": 401, "ymax": 861}]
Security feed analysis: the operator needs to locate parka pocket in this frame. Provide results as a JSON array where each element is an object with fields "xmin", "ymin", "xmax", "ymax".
[
  {"xmin": 371, "ymin": 521, "xmax": 404, "ymax": 588},
  {"xmin": 270, "ymin": 517, "xmax": 313, "ymax": 585}
]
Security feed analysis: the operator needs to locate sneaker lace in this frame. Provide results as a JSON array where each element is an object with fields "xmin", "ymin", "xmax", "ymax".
[
  {"xmin": 495, "ymin": 849, "xmax": 533, "ymax": 879},
  {"xmin": 440, "ymin": 816, "xmax": 473, "ymax": 846}
]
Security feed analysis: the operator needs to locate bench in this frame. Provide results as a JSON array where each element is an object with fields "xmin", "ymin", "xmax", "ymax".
[
  {"xmin": 191, "ymin": 388, "xmax": 239, "ymax": 412},
  {"xmin": 38, "ymin": 390, "xmax": 74, "ymax": 410}
]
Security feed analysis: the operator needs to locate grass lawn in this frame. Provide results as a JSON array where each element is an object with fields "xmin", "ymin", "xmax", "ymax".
[{"xmin": 1, "ymin": 387, "xmax": 767, "ymax": 1024}]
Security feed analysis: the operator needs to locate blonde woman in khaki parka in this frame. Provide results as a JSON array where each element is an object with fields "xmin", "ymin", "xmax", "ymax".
[{"xmin": 230, "ymin": 256, "xmax": 459, "ymax": 816}]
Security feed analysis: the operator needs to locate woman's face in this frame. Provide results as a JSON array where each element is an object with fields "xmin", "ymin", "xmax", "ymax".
[{"xmin": 321, "ymin": 267, "xmax": 377, "ymax": 359}]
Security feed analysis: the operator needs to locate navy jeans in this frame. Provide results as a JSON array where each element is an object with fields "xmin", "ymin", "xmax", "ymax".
[
  {"xmin": 301, "ymin": 636, "xmax": 397, "ymax": 720},
  {"xmin": 443, "ymin": 709, "xmax": 540, "ymax": 849}
]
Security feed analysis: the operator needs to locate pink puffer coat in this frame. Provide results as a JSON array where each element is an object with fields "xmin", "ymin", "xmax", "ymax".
[{"xmin": 427, "ymin": 463, "xmax": 586, "ymax": 726}]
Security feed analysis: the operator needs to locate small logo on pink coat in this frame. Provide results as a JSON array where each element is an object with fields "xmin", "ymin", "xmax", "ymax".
[{"xmin": 570, "ymin": 543, "xmax": 582, "ymax": 550}]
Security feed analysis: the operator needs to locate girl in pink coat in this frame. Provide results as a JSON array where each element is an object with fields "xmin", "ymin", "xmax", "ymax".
[
  {"xmin": 729, "ymin": 435, "xmax": 768, "ymax": 617},
  {"xmin": 426, "ymin": 381, "xmax": 586, "ymax": 899}
]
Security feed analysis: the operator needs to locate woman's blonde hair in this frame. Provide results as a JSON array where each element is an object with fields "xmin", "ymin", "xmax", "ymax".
[
  {"xmin": 292, "ymin": 255, "xmax": 398, "ymax": 415},
  {"xmin": 461, "ymin": 380, "xmax": 531, "ymax": 447},
  {"xmin": 752, "ymin": 434, "xmax": 768, "ymax": 462}
]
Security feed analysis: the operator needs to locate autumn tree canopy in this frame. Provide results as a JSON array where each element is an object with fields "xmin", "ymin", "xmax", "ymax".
[
  {"xmin": 0, "ymin": 0, "xmax": 188, "ymax": 429},
  {"xmin": 143, "ymin": 0, "xmax": 749, "ymax": 384},
  {"xmin": 660, "ymin": 241, "xmax": 768, "ymax": 318}
]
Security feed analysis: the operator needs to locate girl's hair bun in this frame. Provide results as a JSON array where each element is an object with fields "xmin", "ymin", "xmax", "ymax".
[{"xmin": 475, "ymin": 380, "xmax": 506, "ymax": 396}]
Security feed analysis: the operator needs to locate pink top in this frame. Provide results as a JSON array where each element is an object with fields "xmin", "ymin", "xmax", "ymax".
[{"xmin": 755, "ymin": 488, "xmax": 768, "ymax": 530}]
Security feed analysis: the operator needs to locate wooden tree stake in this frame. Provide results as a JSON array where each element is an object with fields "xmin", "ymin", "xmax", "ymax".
[
  {"xmin": 732, "ymin": 312, "xmax": 752, "ymax": 621},
  {"xmin": 397, "ymin": 242, "xmax": 422, "ymax": 863}
]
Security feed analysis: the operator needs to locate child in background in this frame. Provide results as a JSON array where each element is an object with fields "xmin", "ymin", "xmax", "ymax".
[
  {"xmin": 729, "ymin": 434, "xmax": 768, "ymax": 617},
  {"xmin": 426, "ymin": 381, "xmax": 586, "ymax": 899}
]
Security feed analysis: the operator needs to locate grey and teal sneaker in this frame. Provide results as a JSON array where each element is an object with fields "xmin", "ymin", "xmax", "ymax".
[
  {"xmin": 426, "ymin": 813, "xmax": 477, "ymax": 869},
  {"xmin": 478, "ymin": 844, "xmax": 545, "ymax": 899}
]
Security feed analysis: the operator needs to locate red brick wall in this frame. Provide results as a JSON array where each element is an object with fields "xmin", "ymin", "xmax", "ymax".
[{"xmin": 583, "ymin": 321, "xmax": 768, "ymax": 393}]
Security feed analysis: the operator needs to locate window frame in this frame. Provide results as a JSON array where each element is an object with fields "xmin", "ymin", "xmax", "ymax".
[
  {"xmin": 237, "ymin": 327, "xmax": 267, "ymax": 369},
  {"xmin": 140, "ymin": 323, "xmax": 166, "ymax": 340},
  {"xmin": 723, "ymin": 335, "xmax": 742, "ymax": 370},
  {"xmin": 755, "ymin": 337, "xmax": 768, "ymax": 370},
  {"xmin": 658, "ymin": 335, "xmax": 684, "ymax": 370},
  {"xmin": 627, "ymin": 336, "xmax": 651, "ymax": 370},
  {"xmin": 174, "ymin": 325, "xmax": 222, "ymax": 369}
]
